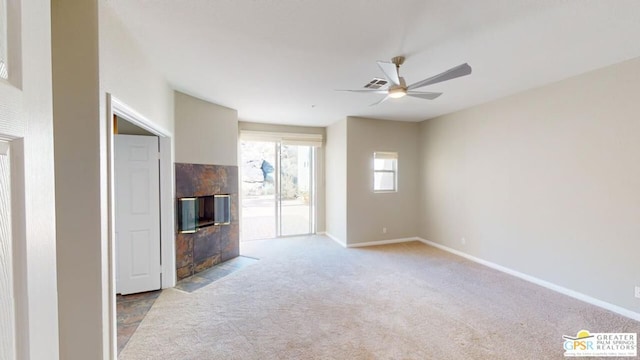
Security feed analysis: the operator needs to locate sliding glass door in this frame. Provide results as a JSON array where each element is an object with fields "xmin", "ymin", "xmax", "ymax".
[
  {"xmin": 279, "ymin": 144, "xmax": 313, "ymax": 236},
  {"xmin": 240, "ymin": 141, "xmax": 277, "ymax": 240},
  {"xmin": 240, "ymin": 140, "xmax": 315, "ymax": 241}
]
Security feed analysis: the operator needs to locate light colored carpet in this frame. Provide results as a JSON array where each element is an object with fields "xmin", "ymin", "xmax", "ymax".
[{"xmin": 119, "ymin": 236, "xmax": 640, "ymax": 359}]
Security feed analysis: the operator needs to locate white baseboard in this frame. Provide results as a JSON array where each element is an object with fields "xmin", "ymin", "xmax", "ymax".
[
  {"xmin": 324, "ymin": 232, "xmax": 346, "ymax": 248},
  {"xmin": 347, "ymin": 237, "xmax": 420, "ymax": 248},
  {"xmin": 318, "ymin": 233, "xmax": 640, "ymax": 321},
  {"xmin": 417, "ymin": 238, "xmax": 640, "ymax": 322},
  {"xmin": 322, "ymin": 234, "xmax": 421, "ymax": 249}
]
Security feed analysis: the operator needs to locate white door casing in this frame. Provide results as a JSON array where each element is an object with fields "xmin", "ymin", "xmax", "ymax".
[
  {"xmin": 115, "ymin": 135, "xmax": 161, "ymax": 295},
  {"xmin": 0, "ymin": 141, "xmax": 15, "ymax": 360}
]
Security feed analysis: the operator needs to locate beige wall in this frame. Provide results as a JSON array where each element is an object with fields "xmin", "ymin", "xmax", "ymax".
[
  {"xmin": 100, "ymin": 5, "xmax": 174, "ymax": 135},
  {"xmin": 346, "ymin": 117, "xmax": 420, "ymax": 244},
  {"xmin": 175, "ymin": 92, "xmax": 238, "ymax": 166},
  {"xmin": 54, "ymin": 3, "xmax": 178, "ymax": 359},
  {"xmin": 418, "ymin": 57, "xmax": 640, "ymax": 314},
  {"xmin": 53, "ymin": 0, "xmax": 105, "ymax": 359},
  {"xmin": 100, "ymin": 7, "xmax": 177, "ymax": 358},
  {"xmin": 325, "ymin": 119, "xmax": 348, "ymax": 243}
]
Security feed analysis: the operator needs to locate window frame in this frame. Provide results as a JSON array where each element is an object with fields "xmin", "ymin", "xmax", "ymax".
[{"xmin": 373, "ymin": 151, "xmax": 398, "ymax": 193}]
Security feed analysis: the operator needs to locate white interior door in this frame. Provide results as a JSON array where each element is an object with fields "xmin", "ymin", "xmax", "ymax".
[
  {"xmin": 115, "ymin": 134, "xmax": 161, "ymax": 295},
  {"xmin": 0, "ymin": 141, "xmax": 15, "ymax": 360},
  {"xmin": 0, "ymin": 0, "xmax": 16, "ymax": 355},
  {"xmin": 0, "ymin": 1, "xmax": 60, "ymax": 357}
]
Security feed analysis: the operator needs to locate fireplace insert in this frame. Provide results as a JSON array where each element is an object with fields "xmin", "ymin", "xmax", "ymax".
[{"xmin": 177, "ymin": 194, "xmax": 231, "ymax": 233}]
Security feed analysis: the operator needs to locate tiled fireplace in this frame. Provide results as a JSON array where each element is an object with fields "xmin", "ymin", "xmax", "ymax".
[{"xmin": 175, "ymin": 163, "xmax": 239, "ymax": 280}]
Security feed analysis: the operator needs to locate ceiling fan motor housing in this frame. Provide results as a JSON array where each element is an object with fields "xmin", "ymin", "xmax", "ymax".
[
  {"xmin": 388, "ymin": 85, "xmax": 407, "ymax": 98},
  {"xmin": 387, "ymin": 75, "xmax": 408, "ymax": 98}
]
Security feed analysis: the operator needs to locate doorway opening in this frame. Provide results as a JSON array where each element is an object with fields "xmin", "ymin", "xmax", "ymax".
[
  {"xmin": 240, "ymin": 140, "xmax": 316, "ymax": 241},
  {"xmin": 107, "ymin": 95, "xmax": 175, "ymax": 356}
]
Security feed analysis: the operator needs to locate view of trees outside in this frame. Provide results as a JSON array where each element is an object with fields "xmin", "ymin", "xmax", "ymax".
[
  {"xmin": 240, "ymin": 141, "xmax": 312, "ymax": 240},
  {"xmin": 281, "ymin": 144, "xmax": 310, "ymax": 201},
  {"xmin": 240, "ymin": 141, "xmax": 276, "ymax": 197},
  {"xmin": 240, "ymin": 142, "xmax": 310, "ymax": 202}
]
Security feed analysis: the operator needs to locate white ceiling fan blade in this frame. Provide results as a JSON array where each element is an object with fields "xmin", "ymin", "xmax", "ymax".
[
  {"xmin": 407, "ymin": 63, "xmax": 472, "ymax": 90},
  {"xmin": 369, "ymin": 95, "xmax": 390, "ymax": 106},
  {"xmin": 406, "ymin": 91, "xmax": 443, "ymax": 100},
  {"xmin": 336, "ymin": 89, "xmax": 388, "ymax": 94},
  {"xmin": 376, "ymin": 61, "xmax": 400, "ymax": 86}
]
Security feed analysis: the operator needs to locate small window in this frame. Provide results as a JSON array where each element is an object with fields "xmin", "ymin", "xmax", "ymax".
[{"xmin": 373, "ymin": 152, "xmax": 397, "ymax": 192}]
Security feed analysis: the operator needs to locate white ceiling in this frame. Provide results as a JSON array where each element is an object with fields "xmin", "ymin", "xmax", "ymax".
[{"xmin": 106, "ymin": 0, "xmax": 640, "ymax": 127}]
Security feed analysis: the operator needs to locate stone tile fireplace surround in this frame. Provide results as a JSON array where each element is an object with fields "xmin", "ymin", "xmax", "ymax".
[{"xmin": 175, "ymin": 163, "xmax": 240, "ymax": 280}]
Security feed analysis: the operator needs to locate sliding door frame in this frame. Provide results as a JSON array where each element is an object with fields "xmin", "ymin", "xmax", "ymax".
[
  {"xmin": 240, "ymin": 137, "xmax": 318, "ymax": 240},
  {"xmin": 277, "ymin": 143, "xmax": 316, "ymax": 237}
]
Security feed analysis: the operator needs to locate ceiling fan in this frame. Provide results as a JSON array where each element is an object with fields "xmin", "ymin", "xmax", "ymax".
[{"xmin": 339, "ymin": 56, "xmax": 472, "ymax": 106}]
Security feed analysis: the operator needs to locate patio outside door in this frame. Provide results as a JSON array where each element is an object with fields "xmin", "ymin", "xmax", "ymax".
[
  {"xmin": 240, "ymin": 140, "xmax": 314, "ymax": 241},
  {"xmin": 279, "ymin": 144, "xmax": 312, "ymax": 236}
]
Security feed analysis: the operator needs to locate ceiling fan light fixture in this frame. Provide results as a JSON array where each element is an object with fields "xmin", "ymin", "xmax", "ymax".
[
  {"xmin": 388, "ymin": 87, "xmax": 407, "ymax": 99},
  {"xmin": 338, "ymin": 57, "xmax": 472, "ymax": 106}
]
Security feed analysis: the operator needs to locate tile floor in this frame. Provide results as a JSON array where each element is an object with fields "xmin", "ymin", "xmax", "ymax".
[
  {"xmin": 175, "ymin": 255, "xmax": 258, "ymax": 293},
  {"xmin": 117, "ymin": 290, "xmax": 162, "ymax": 354},
  {"xmin": 117, "ymin": 256, "xmax": 259, "ymax": 354}
]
